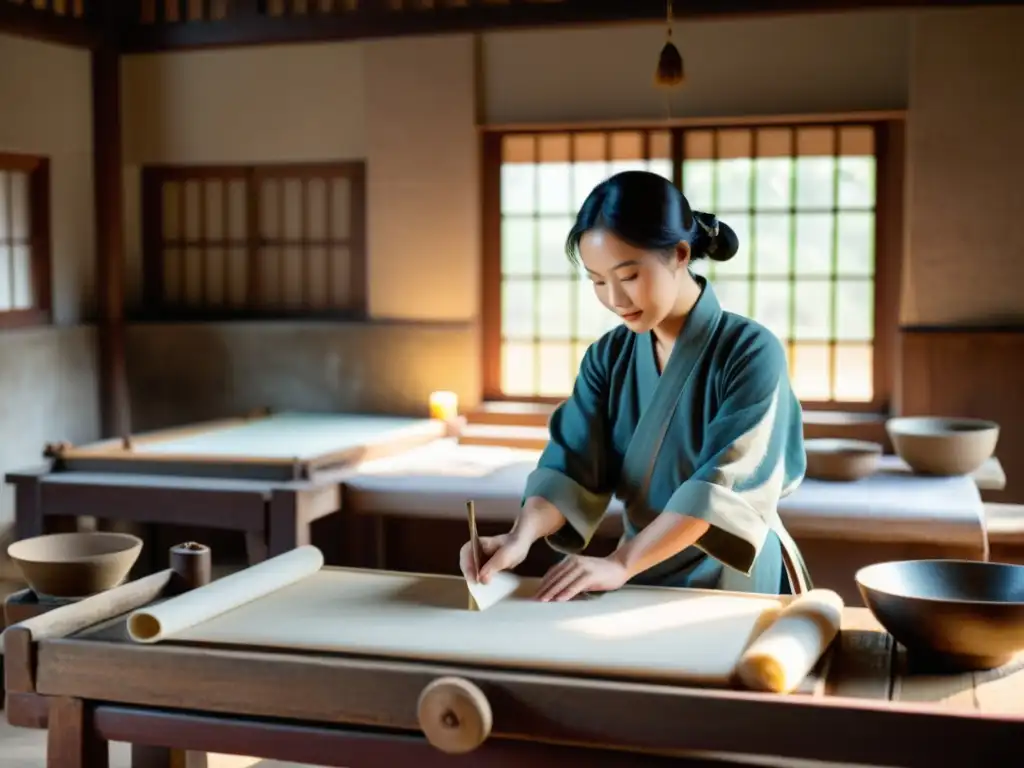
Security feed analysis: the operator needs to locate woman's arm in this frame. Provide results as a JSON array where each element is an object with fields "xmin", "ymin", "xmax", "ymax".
[
  {"xmin": 523, "ymin": 334, "xmax": 620, "ymax": 554},
  {"xmin": 610, "ymin": 514, "xmax": 711, "ymax": 577},
  {"xmin": 511, "ymin": 496, "xmax": 568, "ymax": 543},
  {"xmin": 535, "ymin": 514, "xmax": 711, "ymax": 601},
  {"xmin": 467, "ymin": 336, "xmax": 620, "ymax": 585}
]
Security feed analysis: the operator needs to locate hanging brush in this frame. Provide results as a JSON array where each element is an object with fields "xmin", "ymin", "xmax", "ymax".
[{"xmin": 654, "ymin": 0, "xmax": 685, "ymax": 88}]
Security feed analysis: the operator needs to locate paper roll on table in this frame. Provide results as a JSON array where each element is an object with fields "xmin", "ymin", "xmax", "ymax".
[
  {"xmin": 126, "ymin": 545, "xmax": 843, "ymax": 696},
  {"xmin": 127, "ymin": 546, "xmax": 324, "ymax": 643},
  {"xmin": 734, "ymin": 588, "xmax": 845, "ymax": 694}
]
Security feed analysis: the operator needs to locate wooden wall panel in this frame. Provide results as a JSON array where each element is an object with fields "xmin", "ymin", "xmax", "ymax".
[{"xmin": 898, "ymin": 328, "xmax": 1024, "ymax": 503}]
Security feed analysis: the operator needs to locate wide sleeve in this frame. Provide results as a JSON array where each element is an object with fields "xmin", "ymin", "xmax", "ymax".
[
  {"xmin": 521, "ymin": 338, "xmax": 618, "ymax": 555},
  {"xmin": 663, "ymin": 332, "xmax": 806, "ymax": 575}
]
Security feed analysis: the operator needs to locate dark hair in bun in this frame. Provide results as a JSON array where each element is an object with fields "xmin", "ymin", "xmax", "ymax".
[{"xmin": 565, "ymin": 170, "xmax": 739, "ymax": 265}]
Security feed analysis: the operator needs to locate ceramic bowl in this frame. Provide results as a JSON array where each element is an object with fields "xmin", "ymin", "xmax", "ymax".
[
  {"xmin": 7, "ymin": 531, "xmax": 143, "ymax": 600},
  {"xmin": 804, "ymin": 438, "xmax": 883, "ymax": 481},
  {"xmin": 886, "ymin": 416, "xmax": 999, "ymax": 476},
  {"xmin": 857, "ymin": 559, "xmax": 1024, "ymax": 671}
]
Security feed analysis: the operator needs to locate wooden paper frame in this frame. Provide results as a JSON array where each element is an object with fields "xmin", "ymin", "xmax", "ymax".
[
  {"xmin": 46, "ymin": 414, "xmax": 447, "ymax": 481},
  {"xmin": 5, "ymin": 544, "xmax": 1023, "ymax": 767}
]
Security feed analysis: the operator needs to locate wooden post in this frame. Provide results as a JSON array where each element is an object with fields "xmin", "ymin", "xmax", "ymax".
[
  {"xmin": 91, "ymin": 2, "xmax": 129, "ymax": 439},
  {"xmin": 47, "ymin": 696, "xmax": 108, "ymax": 768},
  {"xmin": 131, "ymin": 543, "xmax": 213, "ymax": 768},
  {"xmin": 10, "ymin": 468, "xmax": 45, "ymax": 540}
]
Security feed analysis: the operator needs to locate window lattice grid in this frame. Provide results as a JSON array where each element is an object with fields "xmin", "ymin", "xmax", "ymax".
[
  {"xmin": 0, "ymin": 153, "xmax": 49, "ymax": 326},
  {"xmin": 686, "ymin": 124, "xmax": 876, "ymax": 403},
  {"xmin": 144, "ymin": 163, "xmax": 365, "ymax": 317},
  {"xmin": 493, "ymin": 124, "xmax": 879, "ymax": 404},
  {"xmin": 499, "ymin": 129, "xmax": 674, "ymax": 398},
  {"xmin": 0, "ymin": 170, "xmax": 35, "ymax": 314}
]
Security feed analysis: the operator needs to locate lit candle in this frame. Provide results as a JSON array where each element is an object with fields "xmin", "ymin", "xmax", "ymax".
[{"xmin": 428, "ymin": 390, "xmax": 459, "ymax": 422}]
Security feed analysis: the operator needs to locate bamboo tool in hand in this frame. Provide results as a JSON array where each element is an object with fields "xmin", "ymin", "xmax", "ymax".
[
  {"xmin": 467, "ymin": 500, "xmax": 483, "ymax": 578},
  {"xmin": 464, "ymin": 500, "xmax": 521, "ymax": 611},
  {"xmin": 466, "ymin": 500, "xmax": 482, "ymax": 611},
  {"xmin": 466, "ymin": 498, "xmax": 598, "ymax": 604}
]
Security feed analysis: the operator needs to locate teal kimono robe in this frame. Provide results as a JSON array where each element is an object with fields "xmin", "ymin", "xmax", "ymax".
[{"xmin": 523, "ymin": 276, "xmax": 810, "ymax": 595}]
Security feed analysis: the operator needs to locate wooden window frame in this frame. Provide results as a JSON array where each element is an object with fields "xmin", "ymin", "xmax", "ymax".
[
  {"xmin": 139, "ymin": 161, "xmax": 368, "ymax": 322},
  {"xmin": 480, "ymin": 116, "xmax": 904, "ymax": 415},
  {"xmin": 0, "ymin": 152, "xmax": 52, "ymax": 330}
]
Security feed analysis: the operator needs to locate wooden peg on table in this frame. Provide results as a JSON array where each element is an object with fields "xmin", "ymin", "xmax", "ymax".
[
  {"xmin": 417, "ymin": 676, "xmax": 493, "ymax": 754},
  {"xmin": 170, "ymin": 542, "xmax": 212, "ymax": 594}
]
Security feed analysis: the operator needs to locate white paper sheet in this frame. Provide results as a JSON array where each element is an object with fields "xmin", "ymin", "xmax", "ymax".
[{"xmin": 466, "ymin": 572, "xmax": 523, "ymax": 612}]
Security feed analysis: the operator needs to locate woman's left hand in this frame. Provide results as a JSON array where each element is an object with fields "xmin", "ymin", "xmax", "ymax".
[{"xmin": 535, "ymin": 554, "xmax": 630, "ymax": 602}]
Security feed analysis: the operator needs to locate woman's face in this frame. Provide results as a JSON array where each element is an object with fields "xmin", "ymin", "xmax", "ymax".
[{"xmin": 579, "ymin": 229, "xmax": 689, "ymax": 333}]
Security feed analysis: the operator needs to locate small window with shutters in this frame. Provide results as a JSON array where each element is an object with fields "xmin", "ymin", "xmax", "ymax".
[
  {"xmin": 140, "ymin": 162, "xmax": 366, "ymax": 320},
  {"xmin": 0, "ymin": 153, "xmax": 51, "ymax": 330}
]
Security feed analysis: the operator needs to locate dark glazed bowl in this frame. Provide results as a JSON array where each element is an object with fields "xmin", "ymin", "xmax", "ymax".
[{"xmin": 855, "ymin": 559, "xmax": 1024, "ymax": 671}]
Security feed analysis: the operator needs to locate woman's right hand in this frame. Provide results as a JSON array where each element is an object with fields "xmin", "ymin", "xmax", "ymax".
[
  {"xmin": 459, "ymin": 532, "xmax": 532, "ymax": 584},
  {"xmin": 460, "ymin": 498, "xmax": 565, "ymax": 584}
]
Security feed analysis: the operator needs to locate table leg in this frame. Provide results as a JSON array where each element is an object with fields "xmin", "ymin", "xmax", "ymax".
[
  {"xmin": 47, "ymin": 696, "xmax": 108, "ymax": 768},
  {"xmin": 13, "ymin": 472, "xmax": 45, "ymax": 540},
  {"xmin": 11, "ymin": 470, "xmax": 78, "ymax": 539},
  {"xmin": 244, "ymin": 531, "xmax": 269, "ymax": 564},
  {"xmin": 267, "ymin": 490, "xmax": 310, "ymax": 557}
]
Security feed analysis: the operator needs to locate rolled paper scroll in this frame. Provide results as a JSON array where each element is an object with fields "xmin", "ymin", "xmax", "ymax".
[
  {"xmin": 734, "ymin": 588, "xmax": 844, "ymax": 694},
  {"xmin": 127, "ymin": 545, "xmax": 324, "ymax": 643}
]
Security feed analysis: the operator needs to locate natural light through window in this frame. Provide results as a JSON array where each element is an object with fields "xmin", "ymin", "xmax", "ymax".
[
  {"xmin": 495, "ymin": 124, "xmax": 878, "ymax": 404},
  {"xmin": 0, "ymin": 169, "xmax": 35, "ymax": 314}
]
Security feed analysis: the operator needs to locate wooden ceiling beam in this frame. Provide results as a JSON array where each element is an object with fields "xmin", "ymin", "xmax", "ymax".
[
  {"xmin": 0, "ymin": 0, "xmax": 1019, "ymax": 52},
  {"xmin": 118, "ymin": 0, "xmax": 1023, "ymax": 54},
  {"xmin": 0, "ymin": 1, "xmax": 104, "ymax": 48}
]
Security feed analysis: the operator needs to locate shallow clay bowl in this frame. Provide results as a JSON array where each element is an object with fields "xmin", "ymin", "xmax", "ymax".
[
  {"xmin": 856, "ymin": 559, "xmax": 1024, "ymax": 671},
  {"xmin": 886, "ymin": 416, "xmax": 999, "ymax": 476},
  {"xmin": 804, "ymin": 438, "xmax": 882, "ymax": 481},
  {"xmin": 7, "ymin": 532, "xmax": 143, "ymax": 600}
]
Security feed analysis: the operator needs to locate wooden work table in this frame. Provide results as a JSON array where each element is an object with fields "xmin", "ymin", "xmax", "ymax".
[
  {"xmin": 3, "ymin": 545, "xmax": 1023, "ymax": 768},
  {"xmin": 4, "ymin": 412, "xmax": 448, "ymax": 571},
  {"xmin": 5, "ymin": 413, "xmax": 1012, "ymax": 595},
  {"xmin": 833, "ymin": 608, "xmax": 1024, "ymax": 718},
  {"xmin": 457, "ymin": 422, "xmax": 1009, "ymax": 492},
  {"xmin": 340, "ymin": 440, "xmax": 1006, "ymax": 604}
]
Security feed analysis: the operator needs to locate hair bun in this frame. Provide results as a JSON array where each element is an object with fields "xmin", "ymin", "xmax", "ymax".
[{"xmin": 693, "ymin": 211, "xmax": 738, "ymax": 262}]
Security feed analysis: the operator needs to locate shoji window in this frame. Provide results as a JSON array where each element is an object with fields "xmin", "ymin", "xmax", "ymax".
[
  {"xmin": 0, "ymin": 153, "xmax": 51, "ymax": 329},
  {"xmin": 482, "ymin": 121, "xmax": 899, "ymax": 411},
  {"xmin": 141, "ymin": 162, "xmax": 366, "ymax": 319}
]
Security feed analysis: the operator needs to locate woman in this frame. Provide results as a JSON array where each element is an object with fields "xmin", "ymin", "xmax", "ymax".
[{"xmin": 461, "ymin": 170, "xmax": 810, "ymax": 602}]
